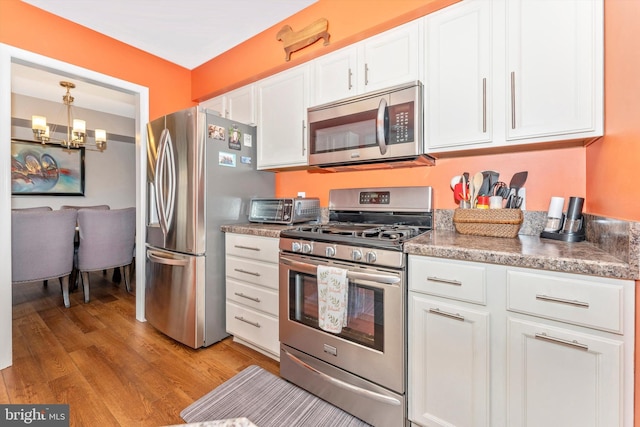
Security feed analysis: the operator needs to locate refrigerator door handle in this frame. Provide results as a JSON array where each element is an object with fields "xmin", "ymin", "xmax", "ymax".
[
  {"xmin": 155, "ymin": 128, "xmax": 177, "ymax": 237},
  {"xmin": 147, "ymin": 249, "xmax": 190, "ymax": 267}
]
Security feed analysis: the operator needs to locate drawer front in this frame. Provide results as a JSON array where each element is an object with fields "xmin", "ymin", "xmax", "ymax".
[
  {"xmin": 226, "ymin": 301, "xmax": 279, "ymax": 355},
  {"xmin": 226, "ymin": 256, "xmax": 279, "ymax": 290},
  {"xmin": 506, "ymin": 269, "xmax": 624, "ymax": 333},
  {"xmin": 225, "ymin": 233, "xmax": 279, "ymax": 263},
  {"xmin": 409, "ymin": 256, "xmax": 487, "ymax": 305},
  {"xmin": 227, "ymin": 278, "xmax": 278, "ymax": 316}
]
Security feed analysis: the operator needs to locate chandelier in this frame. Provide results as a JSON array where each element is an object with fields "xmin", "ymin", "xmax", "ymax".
[{"xmin": 31, "ymin": 81, "xmax": 107, "ymax": 151}]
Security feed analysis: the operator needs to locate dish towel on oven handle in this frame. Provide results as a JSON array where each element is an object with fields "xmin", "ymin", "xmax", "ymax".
[{"xmin": 317, "ymin": 264, "xmax": 349, "ymax": 334}]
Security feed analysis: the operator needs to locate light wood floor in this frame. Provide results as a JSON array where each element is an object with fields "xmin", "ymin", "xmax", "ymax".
[{"xmin": 1, "ymin": 271, "xmax": 280, "ymax": 426}]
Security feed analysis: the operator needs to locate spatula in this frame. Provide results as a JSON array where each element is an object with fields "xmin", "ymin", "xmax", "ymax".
[
  {"xmin": 506, "ymin": 171, "xmax": 528, "ymax": 208},
  {"xmin": 471, "ymin": 172, "xmax": 484, "ymax": 208}
]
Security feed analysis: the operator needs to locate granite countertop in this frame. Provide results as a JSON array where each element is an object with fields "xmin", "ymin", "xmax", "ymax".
[
  {"xmin": 222, "ymin": 218, "xmax": 640, "ymax": 281},
  {"xmin": 220, "ymin": 223, "xmax": 292, "ymax": 238},
  {"xmin": 404, "ymin": 230, "xmax": 637, "ymax": 280}
]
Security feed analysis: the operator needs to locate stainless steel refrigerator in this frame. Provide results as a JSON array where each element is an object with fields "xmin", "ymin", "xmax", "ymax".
[{"xmin": 145, "ymin": 106, "xmax": 274, "ymax": 348}]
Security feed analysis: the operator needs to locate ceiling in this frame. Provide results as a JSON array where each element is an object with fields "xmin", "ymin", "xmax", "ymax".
[
  {"xmin": 13, "ymin": 0, "xmax": 317, "ymax": 118},
  {"xmin": 21, "ymin": 0, "xmax": 318, "ymax": 70}
]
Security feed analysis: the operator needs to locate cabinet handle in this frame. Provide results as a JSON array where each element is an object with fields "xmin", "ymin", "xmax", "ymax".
[
  {"xmin": 482, "ymin": 77, "xmax": 487, "ymax": 133},
  {"xmin": 535, "ymin": 294, "xmax": 589, "ymax": 308},
  {"xmin": 429, "ymin": 308, "xmax": 465, "ymax": 322},
  {"xmin": 426, "ymin": 276, "xmax": 462, "ymax": 286},
  {"xmin": 510, "ymin": 71, "xmax": 516, "ymax": 129},
  {"xmin": 234, "ymin": 316, "xmax": 261, "ymax": 328},
  {"xmin": 534, "ymin": 332, "xmax": 588, "ymax": 351},
  {"xmin": 234, "ymin": 244, "xmax": 260, "ymax": 251},
  {"xmin": 234, "ymin": 268, "xmax": 260, "ymax": 277},
  {"xmin": 348, "ymin": 68, "xmax": 353, "ymax": 90},
  {"xmin": 302, "ymin": 120, "xmax": 306, "ymax": 156},
  {"xmin": 234, "ymin": 292, "xmax": 261, "ymax": 303},
  {"xmin": 364, "ymin": 63, "xmax": 369, "ymax": 86}
]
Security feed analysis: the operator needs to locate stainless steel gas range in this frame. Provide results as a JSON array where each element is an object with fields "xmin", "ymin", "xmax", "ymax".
[{"xmin": 279, "ymin": 186, "xmax": 433, "ymax": 427}]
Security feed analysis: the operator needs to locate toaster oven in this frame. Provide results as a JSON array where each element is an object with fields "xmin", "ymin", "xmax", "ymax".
[{"xmin": 249, "ymin": 198, "xmax": 320, "ymax": 224}]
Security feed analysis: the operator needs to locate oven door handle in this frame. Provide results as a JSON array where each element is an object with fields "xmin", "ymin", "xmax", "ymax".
[
  {"xmin": 280, "ymin": 256, "xmax": 400, "ymax": 285},
  {"xmin": 282, "ymin": 348, "xmax": 402, "ymax": 407}
]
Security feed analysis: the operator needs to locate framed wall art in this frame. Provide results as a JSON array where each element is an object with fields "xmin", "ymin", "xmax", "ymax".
[{"xmin": 11, "ymin": 139, "xmax": 85, "ymax": 196}]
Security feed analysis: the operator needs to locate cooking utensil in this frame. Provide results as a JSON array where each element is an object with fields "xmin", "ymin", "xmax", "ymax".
[
  {"xmin": 479, "ymin": 171, "xmax": 499, "ymax": 196},
  {"xmin": 450, "ymin": 175, "xmax": 462, "ymax": 190},
  {"xmin": 491, "ymin": 181, "xmax": 509, "ymax": 198},
  {"xmin": 471, "ymin": 172, "xmax": 484, "ymax": 208},
  {"xmin": 506, "ymin": 171, "xmax": 528, "ymax": 208}
]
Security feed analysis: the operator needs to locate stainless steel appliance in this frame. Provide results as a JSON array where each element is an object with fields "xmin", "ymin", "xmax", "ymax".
[
  {"xmin": 279, "ymin": 186, "xmax": 433, "ymax": 427},
  {"xmin": 249, "ymin": 197, "xmax": 320, "ymax": 224},
  {"xmin": 307, "ymin": 82, "xmax": 435, "ymax": 171},
  {"xmin": 145, "ymin": 106, "xmax": 274, "ymax": 348}
]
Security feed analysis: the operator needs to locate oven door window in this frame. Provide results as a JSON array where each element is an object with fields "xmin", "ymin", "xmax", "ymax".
[{"xmin": 288, "ymin": 270, "xmax": 383, "ymax": 351}]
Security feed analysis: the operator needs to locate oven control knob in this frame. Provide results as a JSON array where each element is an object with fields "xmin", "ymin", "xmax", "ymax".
[
  {"xmin": 325, "ymin": 246, "xmax": 336, "ymax": 257},
  {"xmin": 302, "ymin": 243, "xmax": 312, "ymax": 254},
  {"xmin": 351, "ymin": 249, "xmax": 362, "ymax": 261},
  {"xmin": 366, "ymin": 252, "xmax": 377, "ymax": 263},
  {"xmin": 291, "ymin": 242, "xmax": 302, "ymax": 252}
]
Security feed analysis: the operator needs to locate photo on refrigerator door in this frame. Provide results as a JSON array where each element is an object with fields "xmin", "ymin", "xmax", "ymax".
[{"xmin": 208, "ymin": 124, "xmax": 225, "ymax": 141}]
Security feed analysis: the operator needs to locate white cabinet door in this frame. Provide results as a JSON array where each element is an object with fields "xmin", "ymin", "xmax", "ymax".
[
  {"xmin": 507, "ymin": 317, "xmax": 623, "ymax": 427},
  {"xmin": 200, "ymin": 95, "xmax": 225, "ymax": 118},
  {"xmin": 226, "ymin": 85, "xmax": 255, "ymax": 125},
  {"xmin": 311, "ymin": 20, "xmax": 420, "ymax": 106},
  {"xmin": 358, "ymin": 20, "xmax": 421, "ymax": 94},
  {"xmin": 425, "ymin": 0, "xmax": 492, "ymax": 149},
  {"xmin": 409, "ymin": 294, "xmax": 490, "ymax": 427},
  {"xmin": 256, "ymin": 65, "xmax": 309, "ymax": 170},
  {"xmin": 200, "ymin": 84, "xmax": 255, "ymax": 125},
  {"xmin": 312, "ymin": 47, "xmax": 358, "ymax": 106},
  {"xmin": 506, "ymin": 0, "xmax": 603, "ymax": 140}
]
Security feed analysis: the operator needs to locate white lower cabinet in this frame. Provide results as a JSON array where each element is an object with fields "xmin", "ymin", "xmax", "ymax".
[
  {"xmin": 507, "ymin": 317, "xmax": 622, "ymax": 427},
  {"xmin": 224, "ymin": 233, "xmax": 280, "ymax": 360},
  {"xmin": 408, "ymin": 255, "xmax": 634, "ymax": 427},
  {"xmin": 409, "ymin": 295, "xmax": 490, "ymax": 427}
]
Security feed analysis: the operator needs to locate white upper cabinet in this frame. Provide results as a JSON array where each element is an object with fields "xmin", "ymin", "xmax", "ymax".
[
  {"xmin": 201, "ymin": 84, "xmax": 256, "ymax": 125},
  {"xmin": 312, "ymin": 20, "xmax": 421, "ymax": 106},
  {"xmin": 256, "ymin": 64, "xmax": 310, "ymax": 170},
  {"xmin": 506, "ymin": 0, "xmax": 603, "ymax": 141},
  {"xmin": 424, "ymin": 0, "xmax": 603, "ymax": 153},
  {"xmin": 425, "ymin": 0, "xmax": 492, "ymax": 149}
]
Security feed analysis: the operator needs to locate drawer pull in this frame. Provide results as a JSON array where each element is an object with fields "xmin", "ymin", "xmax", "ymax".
[
  {"xmin": 234, "ymin": 316, "xmax": 261, "ymax": 328},
  {"xmin": 535, "ymin": 294, "xmax": 589, "ymax": 308},
  {"xmin": 427, "ymin": 276, "xmax": 462, "ymax": 286},
  {"xmin": 429, "ymin": 308, "xmax": 465, "ymax": 322},
  {"xmin": 235, "ymin": 268, "xmax": 260, "ymax": 277},
  {"xmin": 534, "ymin": 332, "xmax": 588, "ymax": 351},
  {"xmin": 234, "ymin": 245, "xmax": 260, "ymax": 251},
  {"xmin": 234, "ymin": 292, "xmax": 261, "ymax": 303}
]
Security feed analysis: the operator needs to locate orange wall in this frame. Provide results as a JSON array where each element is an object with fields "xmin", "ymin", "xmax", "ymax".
[
  {"xmin": 586, "ymin": 0, "xmax": 640, "ymax": 222},
  {"xmin": 0, "ymin": 0, "xmax": 194, "ymax": 120}
]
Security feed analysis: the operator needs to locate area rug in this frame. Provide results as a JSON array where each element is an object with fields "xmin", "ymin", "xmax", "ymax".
[{"xmin": 180, "ymin": 365, "xmax": 371, "ymax": 427}]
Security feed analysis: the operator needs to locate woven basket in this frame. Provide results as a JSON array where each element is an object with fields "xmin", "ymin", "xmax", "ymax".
[{"xmin": 453, "ymin": 208, "xmax": 523, "ymax": 238}]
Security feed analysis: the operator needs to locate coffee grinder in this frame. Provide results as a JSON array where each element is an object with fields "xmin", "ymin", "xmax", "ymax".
[{"xmin": 540, "ymin": 196, "xmax": 585, "ymax": 242}]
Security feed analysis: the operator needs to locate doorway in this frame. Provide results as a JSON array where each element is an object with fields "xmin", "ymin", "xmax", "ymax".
[{"xmin": 0, "ymin": 44, "xmax": 150, "ymax": 370}]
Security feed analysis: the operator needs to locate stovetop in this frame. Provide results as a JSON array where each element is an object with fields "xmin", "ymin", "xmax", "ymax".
[{"xmin": 281, "ymin": 222, "xmax": 431, "ymax": 250}]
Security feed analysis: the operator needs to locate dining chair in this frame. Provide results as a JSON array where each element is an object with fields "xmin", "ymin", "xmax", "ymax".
[
  {"xmin": 11, "ymin": 209, "xmax": 78, "ymax": 308},
  {"xmin": 76, "ymin": 207, "xmax": 136, "ymax": 303},
  {"xmin": 11, "ymin": 206, "xmax": 52, "ymax": 212},
  {"xmin": 61, "ymin": 204, "xmax": 110, "ymax": 210}
]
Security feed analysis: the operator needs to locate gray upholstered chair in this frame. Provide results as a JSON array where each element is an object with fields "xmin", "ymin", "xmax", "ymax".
[
  {"xmin": 11, "ymin": 209, "xmax": 78, "ymax": 307},
  {"xmin": 61, "ymin": 204, "xmax": 110, "ymax": 210},
  {"xmin": 77, "ymin": 207, "xmax": 136, "ymax": 303}
]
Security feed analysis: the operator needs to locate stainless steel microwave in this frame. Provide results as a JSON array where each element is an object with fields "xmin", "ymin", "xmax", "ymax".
[{"xmin": 307, "ymin": 81, "xmax": 434, "ymax": 171}]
